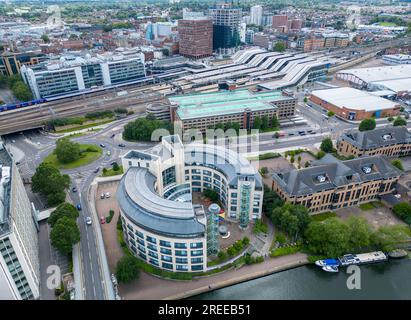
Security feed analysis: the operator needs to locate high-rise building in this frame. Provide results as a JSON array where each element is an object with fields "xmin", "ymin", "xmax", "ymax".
[
  {"xmin": 290, "ymin": 19, "xmax": 303, "ymax": 30},
  {"xmin": 272, "ymin": 15, "xmax": 288, "ymax": 28},
  {"xmin": 208, "ymin": 3, "xmax": 242, "ymax": 50},
  {"xmin": 178, "ymin": 17, "xmax": 213, "ymax": 59},
  {"xmin": 0, "ymin": 142, "xmax": 40, "ymax": 300},
  {"xmin": 250, "ymin": 5, "xmax": 263, "ymax": 26}
]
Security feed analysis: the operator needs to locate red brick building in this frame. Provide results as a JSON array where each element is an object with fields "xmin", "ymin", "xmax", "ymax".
[{"xmin": 178, "ymin": 18, "xmax": 213, "ymax": 59}]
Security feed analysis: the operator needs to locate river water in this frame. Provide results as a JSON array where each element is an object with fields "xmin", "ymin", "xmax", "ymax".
[{"xmin": 192, "ymin": 258, "xmax": 411, "ymax": 300}]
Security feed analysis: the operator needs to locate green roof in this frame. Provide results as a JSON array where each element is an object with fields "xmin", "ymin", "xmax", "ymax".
[{"xmin": 170, "ymin": 90, "xmax": 289, "ymax": 121}]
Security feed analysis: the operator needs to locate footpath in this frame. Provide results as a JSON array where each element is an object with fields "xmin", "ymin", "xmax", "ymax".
[{"xmin": 119, "ymin": 252, "xmax": 308, "ymax": 300}]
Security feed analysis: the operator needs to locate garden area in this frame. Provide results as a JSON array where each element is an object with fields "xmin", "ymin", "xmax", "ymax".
[{"xmin": 43, "ymin": 138, "xmax": 102, "ymax": 169}]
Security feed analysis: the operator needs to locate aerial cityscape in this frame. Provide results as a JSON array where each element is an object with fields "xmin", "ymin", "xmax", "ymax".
[{"xmin": 1, "ymin": 0, "xmax": 411, "ymax": 305}]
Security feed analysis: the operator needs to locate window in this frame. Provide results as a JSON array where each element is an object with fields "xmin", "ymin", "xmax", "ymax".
[
  {"xmin": 190, "ymin": 242, "xmax": 203, "ymax": 249},
  {"xmin": 175, "ymin": 250, "xmax": 188, "ymax": 257},
  {"xmin": 174, "ymin": 243, "xmax": 187, "ymax": 249},
  {"xmin": 147, "ymin": 244, "xmax": 157, "ymax": 251},
  {"xmin": 148, "ymin": 250, "xmax": 158, "ymax": 259},
  {"xmin": 176, "ymin": 265, "xmax": 189, "ymax": 271},
  {"xmin": 149, "ymin": 258, "xmax": 159, "ymax": 266},
  {"xmin": 160, "ymin": 240, "xmax": 171, "ymax": 248},
  {"xmin": 162, "ymin": 262, "xmax": 173, "ymax": 270},
  {"xmin": 136, "ymin": 231, "xmax": 144, "ymax": 238},
  {"xmin": 176, "ymin": 258, "xmax": 188, "ymax": 264},
  {"xmin": 160, "ymin": 247, "xmax": 172, "ymax": 255},
  {"xmin": 191, "ymin": 265, "xmax": 203, "ymax": 271},
  {"xmin": 231, "ymin": 192, "xmax": 237, "ymax": 198},
  {"xmin": 161, "ymin": 255, "xmax": 172, "ymax": 262},
  {"xmin": 162, "ymin": 166, "xmax": 176, "ymax": 186},
  {"xmin": 191, "ymin": 250, "xmax": 203, "ymax": 256},
  {"xmin": 146, "ymin": 236, "xmax": 157, "ymax": 244},
  {"xmin": 191, "ymin": 257, "xmax": 203, "ymax": 264}
]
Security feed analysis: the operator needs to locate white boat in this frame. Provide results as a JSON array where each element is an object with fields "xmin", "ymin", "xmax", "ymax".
[
  {"xmin": 315, "ymin": 259, "xmax": 340, "ymax": 267},
  {"xmin": 322, "ymin": 265, "xmax": 339, "ymax": 273}
]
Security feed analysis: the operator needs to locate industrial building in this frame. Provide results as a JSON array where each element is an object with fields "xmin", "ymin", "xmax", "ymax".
[
  {"xmin": 272, "ymin": 154, "xmax": 402, "ymax": 214},
  {"xmin": 0, "ymin": 142, "xmax": 40, "ymax": 300},
  {"xmin": 117, "ymin": 135, "xmax": 263, "ymax": 272},
  {"xmin": 169, "ymin": 89, "xmax": 297, "ymax": 133},
  {"xmin": 382, "ymin": 54, "xmax": 411, "ymax": 65},
  {"xmin": 309, "ymin": 87, "xmax": 400, "ymax": 120},
  {"xmin": 336, "ymin": 65, "xmax": 411, "ymax": 96},
  {"xmin": 21, "ymin": 49, "xmax": 146, "ymax": 99},
  {"xmin": 337, "ymin": 126, "xmax": 411, "ymax": 158},
  {"xmin": 178, "ymin": 17, "xmax": 213, "ymax": 59}
]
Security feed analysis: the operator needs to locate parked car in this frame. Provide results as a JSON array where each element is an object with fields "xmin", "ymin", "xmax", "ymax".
[
  {"xmin": 106, "ymin": 151, "xmax": 111, "ymax": 156},
  {"xmin": 110, "ymin": 134, "xmax": 115, "ymax": 138},
  {"xmin": 100, "ymin": 216, "xmax": 106, "ymax": 224},
  {"xmin": 110, "ymin": 161, "xmax": 118, "ymax": 166},
  {"xmin": 118, "ymin": 143, "xmax": 126, "ymax": 147},
  {"xmin": 100, "ymin": 193, "xmax": 105, "ymax": 199},
  {"xmin": 100, "ymin": 143, "xmax": 106, "ymax": 148},
  {"xmin": 94, "ymin": 167, "xmax": 100, "ymax": 173},
  {"xmin": 72, "ymin": 187, "xmax": 77, "ymax": 193},
  {"xmin": 105, "ymin": 192, "xmax": 111, "ymax": 198},
  {"xmin": 77, "ymin": 204, "xmax": 82, "ymax": 211},
  {"xmin": 85, "ymin": 217, "xmax": 92, "ymax": 225}
]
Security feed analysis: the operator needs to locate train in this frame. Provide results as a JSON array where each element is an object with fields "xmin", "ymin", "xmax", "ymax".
[{"xmin": 0, "ymin": 98, "xmax": 48, "ymax": 112}]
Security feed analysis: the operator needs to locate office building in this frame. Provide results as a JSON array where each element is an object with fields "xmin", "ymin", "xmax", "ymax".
[
  {"xmin": 272, "ymin": 154, "xmax": 402, "ymax": 214},
  {"xmin": 250, "ymin": 5, "xmax": 263, "ymax": 26},
  {"xmin": 169, "ymin": 89, "xmax": 296, "ymax": 133},
  {"xmin": 178, "ymin": 17, "xmax": 213, "ymax": 59},
  {"xmin": 0, "ymin": 51, "xmax": 46, "ymax": 76},
  {"xmin": 0, "ymin": 142, "xmax": 40, "ymax": 300},
  {"xmin": 117, "ymin": 135, "xmax": 263, "ymax": 272},
  {"xmin": 337, "ymin": 126, "xmax": 411, "ymax": 158},
  {"xmin": 308, "ymin": 87, "xmax": 400, "ymax": 120},
  {"xmin": 272, "ymin": 15, "xmax": 288, "ymax": 28},
  {"xmin": 21, "ymin": 49, "xmax": 146, "ymax": 99},
  {"xmin": 208, "ymin": 3, "xmax": 242, "ymax": 50}
]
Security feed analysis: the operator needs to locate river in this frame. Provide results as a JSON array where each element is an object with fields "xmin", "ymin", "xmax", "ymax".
[{"xmin": 192, "ymin": 257, "xmax": 411, "ymax": 300}]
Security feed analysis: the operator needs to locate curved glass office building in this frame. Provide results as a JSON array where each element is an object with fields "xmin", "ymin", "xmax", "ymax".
[{"xmin": 118, "ymin": 135, "xmax": 263, "ymax": 272}]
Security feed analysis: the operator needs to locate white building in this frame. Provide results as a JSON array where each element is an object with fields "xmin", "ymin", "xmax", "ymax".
[
  {"xmin": 0, "ymin": 142, "xmax": 40, "ymax": 300},
  {"xmin": 153, "ymin": 22, "xmax": 175, "ymax": 39},
  {"xmin": 250, "ymin": 5, "xmax": 263, "ymax": 26},
  {"xmin": 382, "ymin": 54, "xmax": 411, "ymax": 65},
  {"xmin": 117, "ymin": 135, "xmax": 263, "ymax": 272},
  {"xmin": 21, "ymin": 48, "xmax": 146, "ymax": 99}
]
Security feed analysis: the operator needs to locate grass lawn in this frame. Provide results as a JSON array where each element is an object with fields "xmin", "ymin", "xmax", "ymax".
[
  {"xmin": 247, "ymin": 152, "xmax": 281, "ymax": 161},
  {"xmin": 378, "ymin": 22, "xmax": 397, "ymax": 27},
  {"xmin": 55, "ymin": 119, "xmax": 114, "ymax": 133},
  {"xmin": 44, "ymin": 144, "xmax": 102, "ymax": 169},
  {"xmin": 102, "ymin": 166, "xmax": 124, "ymax": 177},
  {"xmin": 270, "ymin": 245, "xmax": 301, "ymax": 257},
  {"xmin": 359, "ymin": 201, "xmax": 382, "ymax": 211},
  {"xmin": 311, "ymin": 211, "xmax": 337, "ymax": 222}
]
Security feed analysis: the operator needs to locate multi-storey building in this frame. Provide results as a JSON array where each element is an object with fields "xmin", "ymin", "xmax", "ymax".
[
  {"xmin": 178, "ymin": 17, "xmax": 213, "ymax": 59},
  {"xmin": 250, "ymin": 5, "xmax": 263, "ymax": 26},
  {"xmin": 117, "ymin": 135, "xmax": 263, "ymax": 272},
  {"xmin": 337, "ymin": 126, "xmax": 411, "ymax": 158},
  {"xmin": 208, "ymin": 3, "xmax": 242, "ymax": 50},
  {"xmin": 253, "ymin": 33, "xmax": 270, "ymax": 49},
  {"xmin": 0, "ymin": 50, "xmax": 46, "ymax": 76},
  {"xmin": 272, "ymin": 154, "xmax": 402, "ymax": 214},
  {"xmin": 169, "ymin": 89, "xmax": 297, "ymax": 133},
  {"xmin": 20, "ymin": 49, "xmax": 146, "ymax": 99},
  {"xmin": 0, "ymin": 142, "xmax": 40, "ymax": 299},
  {"xmin": 272, "ymin": 15, "xmax": 288, "ymax": 28}
]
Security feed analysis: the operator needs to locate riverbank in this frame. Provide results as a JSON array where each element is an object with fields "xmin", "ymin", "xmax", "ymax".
[{"xmin": 118, "ymin": 252, "xmax": 308, "ymax": 300}]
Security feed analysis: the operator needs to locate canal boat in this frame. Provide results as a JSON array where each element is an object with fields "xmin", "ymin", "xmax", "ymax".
[
  {"xmin": 339, "ymin": 251, "xmax": 387, "ymax": 266},
  {"xmin": 388, "ymin": 249, "xmax": 408, "ymax": 259}
]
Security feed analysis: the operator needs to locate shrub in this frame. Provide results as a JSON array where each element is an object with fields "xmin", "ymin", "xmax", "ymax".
[
  {"xmin": 116, "ymin": 255, "xmax": 140, "ymax": 283},
  {"xmin": 391, "ymin": 159, "xmax": 404, "ymax": 171},
  {"xmin": 242, "ymin": 236, "xmax": 250, "ymax": 246},
  {"xmin": 106, "ymin": 210, "xmax": 115, "ymax": 223}
]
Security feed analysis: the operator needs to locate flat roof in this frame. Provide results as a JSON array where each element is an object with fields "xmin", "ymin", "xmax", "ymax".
[
  {"xmin": 170, "ymin": 89, "xmax": 289, "ymax": 120},
  {"xmin": 337, "ymin": 65, "xmax": 411, "ymax": 83},
  {"xmin": 371, "ymin": 78, "xmax": 411, "ymax": 93},
  {"xmin": 311, "ymin": 87, "xmax": 398, "ymax": 112}
]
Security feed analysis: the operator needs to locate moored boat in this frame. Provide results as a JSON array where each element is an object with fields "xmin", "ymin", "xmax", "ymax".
[
  {"xmin": 322, "ymin": 265, "xmax": 339, "ymax": 273},
  {"xmin": 388, "ymin": 249, "xmax": 408, "ymax": 259},
  {"xmin": 315, "ymin": 259, "xmax": 340, "ymax": 267}
]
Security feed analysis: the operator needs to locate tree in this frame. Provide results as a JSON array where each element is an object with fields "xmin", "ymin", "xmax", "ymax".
[
  {"xmin": 320, "ymin": 137, "xmax": 333, "ymax": 153},
  {"xmin": 261, "ymin": 115, "xmax": 269, "ymax": 130},
  {"xmin": 273, "ymin": 42, "xmax": 286, "ymax": 52},
  {"xmin": 116, "ymin": 255, "xmax": 140, "ymax": 283},
  {"xmin": 346, "ymin": 216, "xmax": 372, "ymax": 250},
  {"xmin": 253, "ymin": 116, "xmax": 262, "ymax": 130},
  {"xmin": 48, "ymin": 203, "xmax": 79, "ymax": 227},
  {"xmin": 393, "ymin": 116, "xmax": 407, "ymax": 126},
  {"xmin": 271, "ymin": 203, "xmax": 311, "ymax": 240},
  {"xmin": 392, "ymin": 202, "xmax": 411, "ymax": 225},
  {"xmin": 359, "ymin": 118, "xmax": 376, "ymax": 131},
  {"xmin": 327, "ymin": 111, "xmax": 335, "ymax": 117},
  {"xmin": 50, "ymin": 216, "xmax": 80, "ymax": 255},
  {"xmin": 32, "ymin": 162, "xmax": 70, "ymax": 205},
  {"xmin": 113, "ymin": 162, "xmax": 120, "ymax": 171},
  {"xmin": 305, "ymin": 218, "xmax": 350, "ymax": 257},
  {"xmin": 123, "ymin": 116, "xmax": 172, "ymax": 142},
  {"xmin": 41, "ymin": 34, "xmax": 50, "ymax": 43},
  {"xmin": 391, "ymin": 159, "xmax": 404, "ymax": 171},
  {"xmin": 54, "ymin": 138, "xmax": 81, "ymax": 164},
  {"xmin": 11, "ymin": 81, "xmax": 32, "ymax": 101},
  {"xmin": 271, "ymin": 115, "xmax": 279, "ymax": 129},
  {"xmin": 203, "ymin": 189, "xmax": 219, "ymax": 202},
  {"xmin": 47, "ymin": 192, "xmax": 66, "ymax": 206},
  {"xmin": 303, "ymin": 97, "xmax": 308, "ymax": 103}
]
